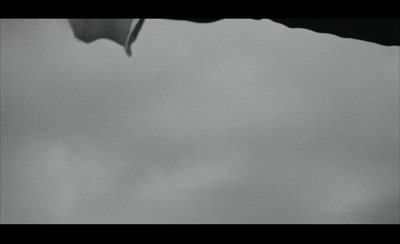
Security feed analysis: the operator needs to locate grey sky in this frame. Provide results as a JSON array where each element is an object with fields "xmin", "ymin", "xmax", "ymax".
[{"xmin": 1, "ymin": 19, "xmax": 399, "ymax": 224}]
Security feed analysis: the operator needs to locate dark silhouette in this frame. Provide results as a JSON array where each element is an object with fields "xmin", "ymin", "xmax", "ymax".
[
  {"xmin": 174, "ymin": 19, "xmax": 400, "ymax": 46},
  {"xmin": 68, "ymin": 19, "xmax": 400, "ymax": 56},
  {"xmin": 270, "ymin": 19, "xmax": 400, "ymax": 46}
]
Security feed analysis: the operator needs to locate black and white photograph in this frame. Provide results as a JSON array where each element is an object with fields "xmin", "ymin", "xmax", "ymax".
[{"xmin": 0, "ymin": 19, "xmax": 399, "ymax": 224}]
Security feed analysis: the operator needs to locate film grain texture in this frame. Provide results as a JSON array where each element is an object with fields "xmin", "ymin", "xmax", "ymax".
[{"xmin": 1, "ymin": 19, "xmax": 399, "ymax": 224}]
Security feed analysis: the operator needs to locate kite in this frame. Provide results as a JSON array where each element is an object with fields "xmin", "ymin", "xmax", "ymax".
[{"xmin": 68, "ymin": 19, "xmax": 400, "ymax": 56}]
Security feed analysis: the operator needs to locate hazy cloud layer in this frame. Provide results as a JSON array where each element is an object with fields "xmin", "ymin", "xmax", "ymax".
[{"xmin": 1, "ymin": 19, "xmax": 399, "ymax": 224}]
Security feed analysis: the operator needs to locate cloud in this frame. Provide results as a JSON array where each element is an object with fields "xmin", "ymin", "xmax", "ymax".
[
  {"xmin": 1, "ymin": 19, "xmax": 398, "ymax": 224},
  {"xmin": 134, "ymin": 153, "xmax": 248, "ymax": 203}
]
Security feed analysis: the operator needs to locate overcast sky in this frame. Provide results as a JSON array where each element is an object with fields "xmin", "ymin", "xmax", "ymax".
[{"xmin": 1, "ymin": 19, "xmax": 399, "ymax": 224}]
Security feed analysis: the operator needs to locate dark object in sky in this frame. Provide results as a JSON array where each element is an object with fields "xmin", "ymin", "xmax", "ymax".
[
  {"xmin": 68, "ymin": 19, "xmax": 145, "ymax": 56},
  {"xmin": 270, "ymin": 19, "xmax": 400, "ymax": 46},
  {"xmin": 68, "ymin": 19, "xmax": 400, "ymax": 56},
  {"xmin": 174, "ymin": 19, "xmax": 400, "ymax": 46}
]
